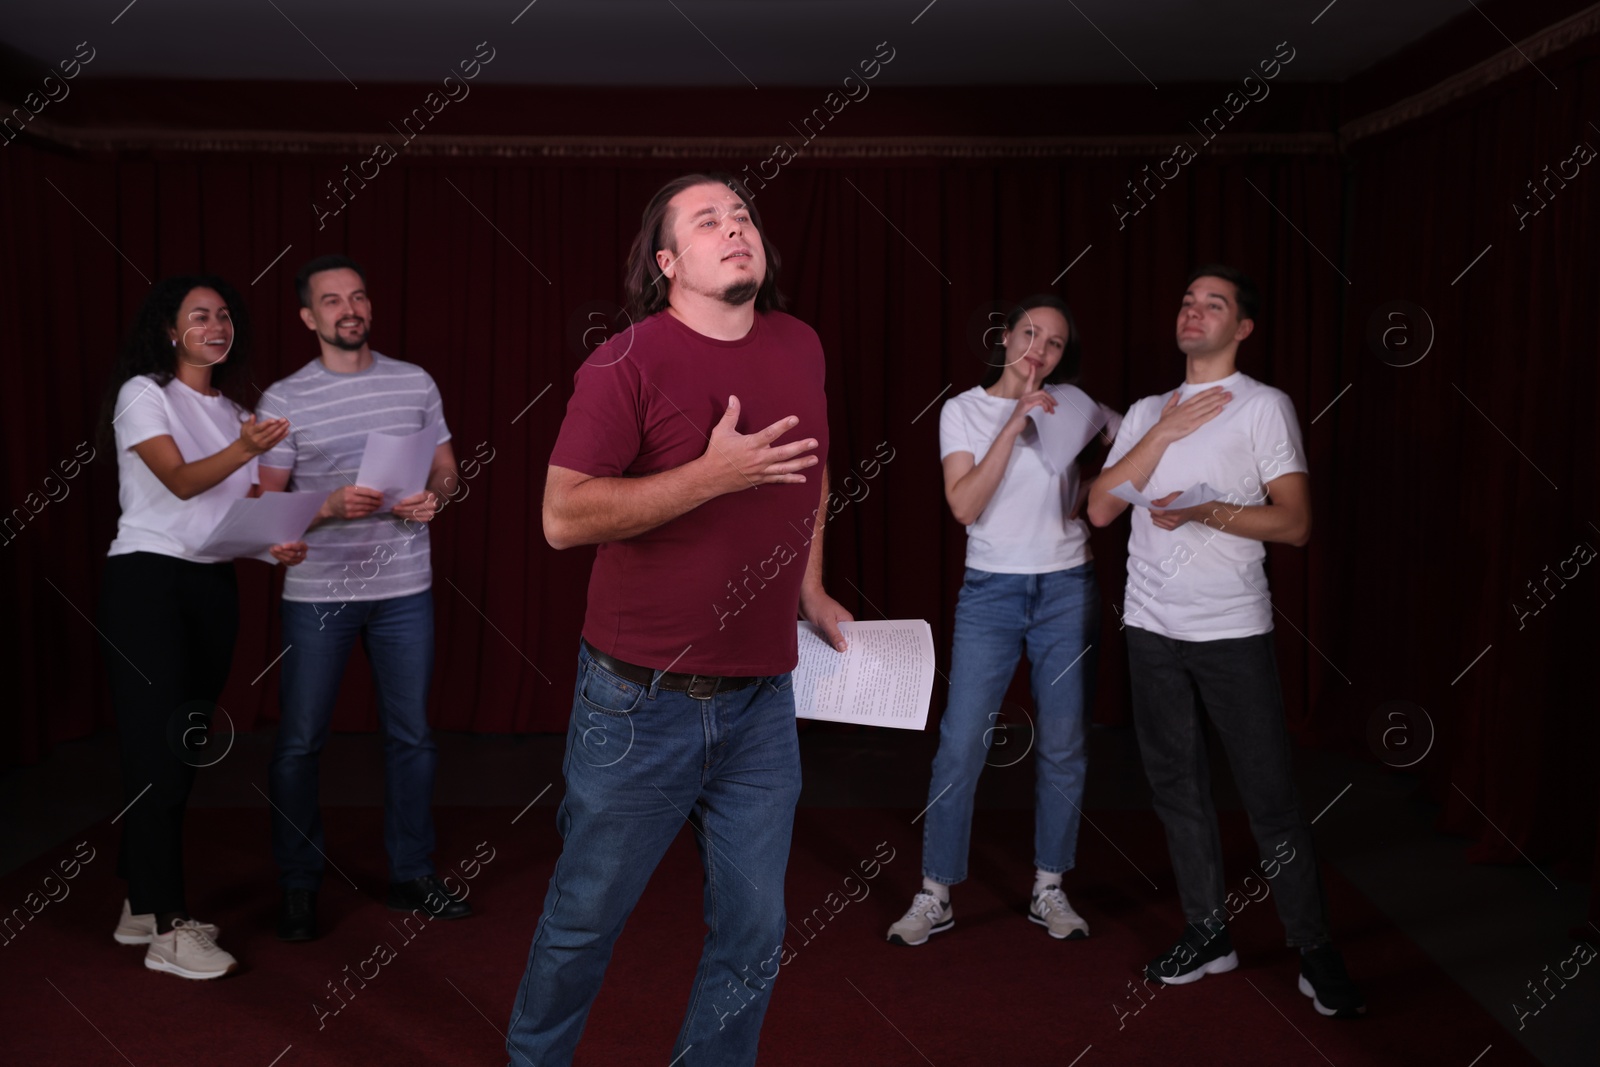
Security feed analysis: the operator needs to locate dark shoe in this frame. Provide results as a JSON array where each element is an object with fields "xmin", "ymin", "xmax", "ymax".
[
  {"xmin": 1145, "ymin": 925, "xmax": 1238, "ymax": 986},
  {"xmin": 276, "ymin": 889, "xmax": 318, "ymax": 942},
  {"xmin": 387, "ymin": 875, "xmax": 472, "ymax": 920},
  {"xmin": 1299, "ymin": 944, "xmax": 1366, "ymax": 1018}
]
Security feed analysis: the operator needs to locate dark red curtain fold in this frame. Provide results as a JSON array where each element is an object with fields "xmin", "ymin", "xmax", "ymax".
[{"xmin": 1337, "ymin": 51, "xmax": 1600, "ymax": 874}]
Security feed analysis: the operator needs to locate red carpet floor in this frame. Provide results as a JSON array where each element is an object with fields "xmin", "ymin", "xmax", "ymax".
[{"xmin": 2, "ymin": 806, "xmax": 1538, "ymax": 1066}]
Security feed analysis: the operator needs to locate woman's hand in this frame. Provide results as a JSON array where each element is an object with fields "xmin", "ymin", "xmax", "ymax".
[
  {"xmin": 239, "ymin": 414, "xmax": 290, "ymax": 456},
  {"xmin": 1002, "ymin": 365, "xmax": 1058, "ymax": 436}
]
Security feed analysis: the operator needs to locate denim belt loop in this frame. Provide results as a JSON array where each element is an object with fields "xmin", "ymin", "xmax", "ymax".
[{"xmin": 646, "ymin": 669, "xmax": 664, "ymax": 700}]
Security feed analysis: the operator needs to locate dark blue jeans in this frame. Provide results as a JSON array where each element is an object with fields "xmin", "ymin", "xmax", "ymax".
[
  {"xmin": 1125, "ymin": 625, "xmax": 1331, "ymax": 947},
  {"xmin": 269, "ymin": 588, "xmax": 438, "ymax": 890},
  {"xmin": 505, "ymin": 642, "xmax": 802, "ymax": 1067}
]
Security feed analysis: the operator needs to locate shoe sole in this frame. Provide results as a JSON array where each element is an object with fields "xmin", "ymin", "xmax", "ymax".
[
  {"xmin": 1298, "ymin": 974, "xmax": 1366, "ymax": 1017},
  {"xmin": 887, "ymin": 918, "xmax": 954, "ymax": 946},
  {"xmin": 1151, "ymin": 950, "xmax": 1238, "ymax": 986},
  {"xmin": 144, "ymin": 956, "xmax": 238, "ymax": 980},
  {"xmin": 1029, "ymin": 913, "xmax": 1089, "ymax": 940},
  {"xmin": 386, "ymin": 901, "xmax": 472, "ymax": 919}
]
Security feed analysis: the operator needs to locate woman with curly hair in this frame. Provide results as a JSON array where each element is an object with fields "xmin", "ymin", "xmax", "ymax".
[{"xmin": 97, "ymin": 274, "xmax": 305, "ymax": 979}]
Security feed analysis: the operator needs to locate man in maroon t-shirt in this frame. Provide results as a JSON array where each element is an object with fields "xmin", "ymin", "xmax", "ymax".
[{"xmin": 505, "ymin": 173, "xmax": 851, "ymax": 1067}]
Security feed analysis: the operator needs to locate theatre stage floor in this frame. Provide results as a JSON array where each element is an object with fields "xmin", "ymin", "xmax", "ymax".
[{"xmin": 3, "ymin": 724, "xmax": 1593, "ymax": 1065}]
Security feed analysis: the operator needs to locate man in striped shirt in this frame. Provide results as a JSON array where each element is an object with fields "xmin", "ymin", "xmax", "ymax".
[{"xmin": 258, "ymin": 255, "xmax": 465, "ymax": 942}]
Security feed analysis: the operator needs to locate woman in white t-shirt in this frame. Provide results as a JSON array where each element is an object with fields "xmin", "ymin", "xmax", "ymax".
[
  {"xmin": 887, "ymin": 294, "xmax": 1120, "ymax": 947},
  {"xmin": 95, "ymin": 275, "xmax": 306, "ymax": 980}
]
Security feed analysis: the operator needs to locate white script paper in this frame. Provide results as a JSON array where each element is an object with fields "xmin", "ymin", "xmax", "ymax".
[
  {"xmin": 355, "ymin": 427, "xmax": 436, "ymax": 510},
  {"xmin": 1108, "ymin": 481, "xmax": 1230, "ymax": 511},
  {"xmin": 196, "ymin": 492, "xmax": 324, "ymax": 561},
  {"xmin": 793, "ymin": 620, "xmax": 935, "ymax": 731},
  {"xmin": 1026, "ymin": 384, "xmax": 1110, "ymax": 474}
]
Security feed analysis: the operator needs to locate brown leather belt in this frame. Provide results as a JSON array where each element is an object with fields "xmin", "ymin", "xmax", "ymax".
[{"xmin": 581, "ymin": 639, "xmax": 759, "ymax": 699}]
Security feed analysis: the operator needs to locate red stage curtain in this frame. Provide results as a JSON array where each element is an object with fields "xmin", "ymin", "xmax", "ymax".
[
  {"xmin": 0, "ymin": 141, "xmax": 1339, "ymax": 753},
  {"xmin": 1336, "ymin": 44, "xmax": 1600, "ymax": 875}
]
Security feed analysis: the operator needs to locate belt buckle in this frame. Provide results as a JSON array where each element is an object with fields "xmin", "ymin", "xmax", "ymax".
[{"xmin": 686, "ymin": 675, "xmax": 718, "ymax": 700}]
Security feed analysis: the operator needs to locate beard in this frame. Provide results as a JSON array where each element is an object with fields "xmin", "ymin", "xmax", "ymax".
[
  {"xmin": 719, "ymin": 278, "xmax": 760, "ymax": 307},
  {"xmin": 321, "ymin": 320, "xmax": 369, "ymax": 351}
]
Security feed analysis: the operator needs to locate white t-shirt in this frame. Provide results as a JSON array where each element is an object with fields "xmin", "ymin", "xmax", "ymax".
[
  {"xmin": 939, "ymin": 385, "xmax": 1115, "ymax": 574},
  {"xmin": 108, "ymin": 375, "xmax": 259, "ymax": 563},
  {"xmin": 1103, "ymin": 370, "xmax": 1307, "ymax": 641}
]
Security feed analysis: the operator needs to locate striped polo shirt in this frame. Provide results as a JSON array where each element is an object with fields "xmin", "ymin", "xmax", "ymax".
[{"xmin": 259, "ymin": 351, "xmax": 451, "ymax": 604}]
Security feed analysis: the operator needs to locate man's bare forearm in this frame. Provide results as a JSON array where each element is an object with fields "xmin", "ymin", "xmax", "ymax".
[
  {"xmin": 1088, "ymin": 431, "xmax": 1171, "ymax": 525},
  {"xmin": 1189, "ymin": 500, "xmax": 1310, "ymax": 546},
  {"xmin": 801, "ymin": 467, "xmax": 829, "ymax": 593},
  {"xmin": 426, "ymin": 464, "xmax": 458, "ymax": 502},
  {"xmin": 544, "ymin": 460, "xmax": 720, "ymax": 549}
]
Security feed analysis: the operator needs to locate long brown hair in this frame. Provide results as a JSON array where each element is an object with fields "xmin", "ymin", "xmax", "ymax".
[{"xmin": 622, "ymin": 172, "xmax": 786, "ymax": 321}]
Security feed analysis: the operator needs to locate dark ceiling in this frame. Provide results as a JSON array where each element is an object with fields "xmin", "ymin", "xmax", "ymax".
[{"xmin": 2, "ymin": 0, "xmax": 1476, "ymax": 87}]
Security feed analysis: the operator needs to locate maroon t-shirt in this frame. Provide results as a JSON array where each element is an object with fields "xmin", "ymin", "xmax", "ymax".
[{"xmin": 549, "ymin": 310, "xmax": 829, "ymax": 675}]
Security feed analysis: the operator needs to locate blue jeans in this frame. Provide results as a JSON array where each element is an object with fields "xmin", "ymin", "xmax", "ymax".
[
  {"xmin": 922, "ymin": 564, "xmax": 1099, "ymax": 884},
  {"xmin": 269, "ymin": 588, "xmax": 439, "ymax": 890},
  {"xmin": 505, "ymin": 642, "xmax": 802, "ymax": 1067}
]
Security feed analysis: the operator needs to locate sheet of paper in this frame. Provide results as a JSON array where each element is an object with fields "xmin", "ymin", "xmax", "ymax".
[
  {"xmin": 793, "ymin": 620, "xmax": 935, "ymax": 731},
  {"xmin": 356, "ymin": 427, "xmax": 436, "ymax": 510},
  {"xmin": 1108, "ymin": 480, "xmax": 1230, "ymax": 510},
  {"xmin": 1026, "ymin": 385, "xmax": 1110, "ymax": 474},
  {"xmin": 195, "ymin": 491, "xmax": 324, "ymax": 562}
]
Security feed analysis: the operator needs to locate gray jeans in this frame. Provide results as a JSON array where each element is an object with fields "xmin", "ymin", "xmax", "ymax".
[{"xmin": 1126, "ymin": 626, "xmax": 1331, "ymax": 948}]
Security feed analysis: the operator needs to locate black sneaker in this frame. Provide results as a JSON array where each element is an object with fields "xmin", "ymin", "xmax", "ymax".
[
  {"xmin": 1298, "ymin": 944, "xmax": 1366, "ymax": 1018},
  {"xmin": 388, "ymin": 875, "xmax": 472, "ymax": 919},
  {"xmin": 1145, "ymin": 925, "xmax": 1238, "ymax": 986},
  {"xmin": 276, "ymin": 888, "xmax": 318, "ymax": 942}
]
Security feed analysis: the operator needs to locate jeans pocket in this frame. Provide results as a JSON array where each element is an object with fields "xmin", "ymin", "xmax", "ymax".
[
  {"xmin": 578, "ymin": 662, "xmax": 646, "ymax": 717},
  {"xmin": 764, "ymin": 672, "xmax": 794, "ymax": 696}
]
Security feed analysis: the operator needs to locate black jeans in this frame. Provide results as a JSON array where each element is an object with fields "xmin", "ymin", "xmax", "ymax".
[
  {"xmin": 1125, "ymin": 626, "xmax": 1330, "ymax": 948},
  {"xmin": 99, "ymin": 551, "xmax": 238, "ymax": 915}
]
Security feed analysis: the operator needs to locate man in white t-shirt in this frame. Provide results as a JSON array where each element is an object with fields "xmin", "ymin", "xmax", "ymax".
[{"xmin": 1087, "ymin": 265, "xmax": 1364, "ymax": 1019}]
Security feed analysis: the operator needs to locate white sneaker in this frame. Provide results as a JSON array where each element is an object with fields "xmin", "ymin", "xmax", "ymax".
[
  {"xmin": 114, "ymin": 899, "xmax": 219, "ymax": 945},
  {"xmin": 143, "ymin": 919, "xmax": 238, "ymax": 979},
  {"xmin": 1029, "ymin": 884, "xmax": 1089, "ymax": 940},
  {"xmin": 886, "ymin": 891, "xmax": 953, "ymax": 946}
]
